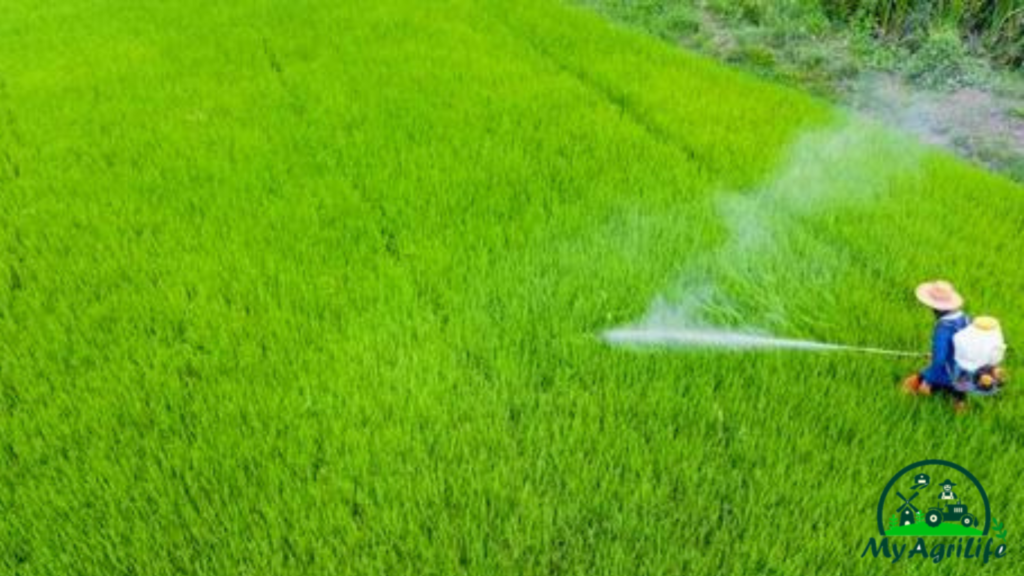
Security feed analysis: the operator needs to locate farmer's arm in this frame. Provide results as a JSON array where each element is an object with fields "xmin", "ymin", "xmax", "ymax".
[{"xmin": 920, "ymin": 324, "xmax": 952, "ymax": 384}]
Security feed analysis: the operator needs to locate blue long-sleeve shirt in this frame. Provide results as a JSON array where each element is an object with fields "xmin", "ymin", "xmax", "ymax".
[{"xmin": 921, "ymin": 312, "xmax": 970, "ymax": 387}]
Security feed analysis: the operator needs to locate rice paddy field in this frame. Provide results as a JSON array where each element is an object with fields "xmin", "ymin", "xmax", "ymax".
[{"xmin": 2, "ymin": 0, "xmax": 1023, "ymax": 574}]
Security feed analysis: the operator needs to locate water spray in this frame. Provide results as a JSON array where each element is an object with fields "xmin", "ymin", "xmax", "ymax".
[{"xmin": 602, "ymin": 327, "xmax": 927, "ymax": 357}]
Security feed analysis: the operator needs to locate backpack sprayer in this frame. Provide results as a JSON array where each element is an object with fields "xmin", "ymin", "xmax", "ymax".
[{"xmin": 952, "ymin": 316, "xmax": 1008, "ymax": 394}]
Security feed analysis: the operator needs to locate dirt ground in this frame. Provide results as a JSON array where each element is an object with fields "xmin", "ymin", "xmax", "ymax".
[{"xmin": 843, "ymin": 73, "xmax": 1024, "ymax": 178}]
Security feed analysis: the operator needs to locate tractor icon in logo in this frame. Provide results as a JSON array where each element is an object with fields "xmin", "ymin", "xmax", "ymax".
[
  {"xmin": 923, "ymin": 478, "xmax": 978, "ymax": 529},
  {"xmin": 925, "ymin": 501, "xmax": 977, "ymax": 528}
]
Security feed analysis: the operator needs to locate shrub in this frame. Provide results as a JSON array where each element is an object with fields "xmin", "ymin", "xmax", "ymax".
[{"xmin": 904, "ymin": 27, "xmax": 989, "ymax": 89}]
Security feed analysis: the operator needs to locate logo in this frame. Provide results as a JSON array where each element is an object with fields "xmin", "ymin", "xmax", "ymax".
[{"xmin": 861, "ymin": 460, "xmax": 1009, "ymax": 565}]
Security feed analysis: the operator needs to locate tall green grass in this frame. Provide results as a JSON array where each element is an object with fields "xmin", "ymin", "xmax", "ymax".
[
  {"xmin": 582, "ymin": 0, "xmax": 1024, "ymax": 67},
  {"xmin": 824, "ymin": 0, "xmax": 1024, "ymax": 63},
  {"xmin": 1, "ymin": 0, "xmax": 1023, "ymax": 574}
]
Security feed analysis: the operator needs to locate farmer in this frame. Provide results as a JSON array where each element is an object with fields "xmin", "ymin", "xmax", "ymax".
[
  {"xmin": 903, "ymin": 280, "xmax": 970, "ymax": 411},
  {"xmin": 937, "ymin": 479, "xmax": 958, "ymax": 501}
]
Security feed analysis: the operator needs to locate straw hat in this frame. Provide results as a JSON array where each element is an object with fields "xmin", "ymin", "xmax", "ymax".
[{"xmin": 915, "ymin": 280, "xmax": 964, "ymax": 312}]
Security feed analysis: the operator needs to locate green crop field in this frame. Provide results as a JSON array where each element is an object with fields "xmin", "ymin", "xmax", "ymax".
[{"xmin": 2, "ymin": 0, "xmax": 1022, "ymax": 574}]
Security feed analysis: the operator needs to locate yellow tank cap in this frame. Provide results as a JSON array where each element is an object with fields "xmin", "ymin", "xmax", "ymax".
[{"xmin": 974, "ymin": 316, "xmax": 1000, "ymax": 331}]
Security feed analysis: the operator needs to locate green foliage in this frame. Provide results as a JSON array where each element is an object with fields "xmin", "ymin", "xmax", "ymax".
[
  {"xmin": 735, "ymin": 44, "xmax": 777, "ymax": 69},
  {"xmin": 904, "ymin": 27, "xmax": 990, "ymax": 88},
  {"xmin": 1, "ymin": 0, "xmax": 1022, "ymax": 574},
  {"xmin": 575, "ymin": 0, "xmax": 699, "ymax": 39},
  {"xmin": 994, "ymin": 518, "xmax": 1009, "ymax": 539},
  {"xmin": 820, "ymin": 0, "xmax": 1024, "ymax": 66},
  {"xmin": 582, "ymin": 0, "xmax": 1024, "ymax": 84},
  {"xmin": 707, "ymin": 0, "xmax": 828, "ymax": 32}
]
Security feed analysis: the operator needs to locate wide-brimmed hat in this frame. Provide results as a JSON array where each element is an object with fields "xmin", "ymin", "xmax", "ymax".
[
  {"xmin": 938, "ymin": 478, "xmax": 957, "ymax": 488},
  {"xmin": 915, "ymin": 281, "xmax": 964, "ymax": 312}
]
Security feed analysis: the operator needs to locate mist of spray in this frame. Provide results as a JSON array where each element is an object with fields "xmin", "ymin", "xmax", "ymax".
[
  {"xmin": 603, "ymin": 327, "xmax": 926, "ymax": 357},
  {"xmin": 604, "ymin": 122, "xmax": 925, "ymax": 356},
  {"xmin": 845, "ymin": 72, "xmax": 1024, "ymax": 168}
]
